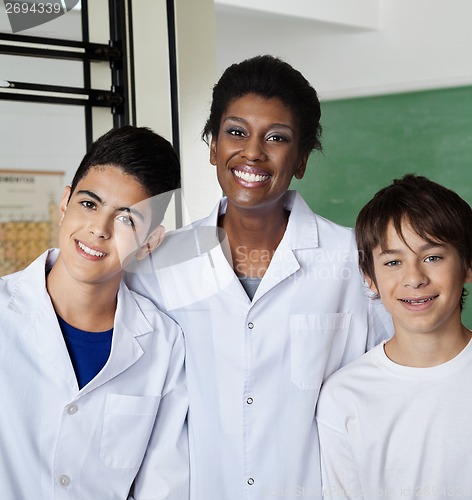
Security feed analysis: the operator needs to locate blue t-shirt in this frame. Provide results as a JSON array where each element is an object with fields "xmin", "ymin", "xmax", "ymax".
[{"xmin": 57, "ymin": 315, "xmax": 113, "ymax": 389}]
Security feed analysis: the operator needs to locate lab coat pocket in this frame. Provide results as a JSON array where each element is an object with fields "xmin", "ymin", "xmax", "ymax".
[
  {"xmin": 290, "ymin": 313, "xmax": 352, "ymax": 391},
  {"xmin": 100, "ymin": 393, "xmax": 160, "ymax": 469}
]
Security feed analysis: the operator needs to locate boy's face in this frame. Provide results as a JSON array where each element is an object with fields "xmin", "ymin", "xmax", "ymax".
[
  {"xmin": 368, "ymin": 220, "xmax": 472, "ymax": 339},
  {"xmin": 57, "ymin": 165, "xmax": 163, "ymax": 288}
]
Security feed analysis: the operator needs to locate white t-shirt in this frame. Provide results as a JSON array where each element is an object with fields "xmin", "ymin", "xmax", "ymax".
[
  {"xmin": 126, "ymin": 190, "xmax": 393, "ymax": 500},
  {"xmin": 316, "ymin": 338, "xmax": 472, "ymax": 499}
]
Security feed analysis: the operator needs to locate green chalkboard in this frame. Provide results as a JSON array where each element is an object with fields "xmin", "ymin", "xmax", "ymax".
[{"xmin": 293, "ymin": 85, "xmax": 472, "ymax": 327}]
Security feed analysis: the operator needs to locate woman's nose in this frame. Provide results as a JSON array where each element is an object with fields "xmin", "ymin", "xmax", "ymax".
[{"xmin": 241, "ymin": 136, "xmax": 267, "ymax": 162}]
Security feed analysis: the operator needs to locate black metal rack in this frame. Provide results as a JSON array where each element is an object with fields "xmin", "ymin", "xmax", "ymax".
[{"xmin": 0, "ymin": 0, "xmax": 131, "ymax": 148}]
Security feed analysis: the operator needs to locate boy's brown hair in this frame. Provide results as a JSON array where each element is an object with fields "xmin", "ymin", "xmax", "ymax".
[{"xmin": 355, "ymin": 174, "xmax": 472, "ymax": 307}]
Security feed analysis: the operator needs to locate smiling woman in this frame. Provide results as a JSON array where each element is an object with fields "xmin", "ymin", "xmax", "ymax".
[
  {"xmin": 210, "ymin": 93, "xmax": 307, "ymax": 256},
  {"xmin": 126, "ymin": 55, "xmax": 394, "ymax": 500}
]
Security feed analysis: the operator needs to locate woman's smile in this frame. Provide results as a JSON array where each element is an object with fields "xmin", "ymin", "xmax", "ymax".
[
  {"xmin": 210, "ymin": 93, "xmax": 307, "ymax": 212},
  {"xmin": 232, "ymin": 166, "xmax": 271, "ymax": 185}
]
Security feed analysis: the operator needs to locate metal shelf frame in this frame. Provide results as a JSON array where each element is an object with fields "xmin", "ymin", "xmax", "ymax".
[{"xmin": 0, "ymin": 0, "xmax": 132, "ymax": 148}]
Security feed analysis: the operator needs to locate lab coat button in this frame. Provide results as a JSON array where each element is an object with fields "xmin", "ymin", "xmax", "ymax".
[
  {"xmin": 246, "ymin": 397, "xmax": 254, "ymax": 405},
  {"xmin": 248, "ymin": 322, "xmax": 254, "ymax": 329},
  {"xmin": 247, "ymin": 477, "xmax": 255, "ymax": 485},
  {"xmin": 66, "ymin": 404, "xmax": 78, "ymax": 415},
  {"xmin": 59, "ymin": 475, "xmax": 71, "ymax": 487}
]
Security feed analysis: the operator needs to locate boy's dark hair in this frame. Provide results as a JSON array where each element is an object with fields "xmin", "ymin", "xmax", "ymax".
[
  {"xmin": 202, "ymin": 54, "xmax": 322, "ymax": 156},
  {"xmin": 70, "ymin": 125, "xmax": 181, "ymax": 226},
  {"xmin": 355, "ymin": 174, "xmax": 472, "ymax": 308}
]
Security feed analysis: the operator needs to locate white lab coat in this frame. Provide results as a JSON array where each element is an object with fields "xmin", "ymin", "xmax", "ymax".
[
  {"xmin": 125, "ymin": 191, "xmax": 393, "ymax": 500},
  {"xmin": 0, "ymin": 249, "xmax": 189, "ymax": 500}
]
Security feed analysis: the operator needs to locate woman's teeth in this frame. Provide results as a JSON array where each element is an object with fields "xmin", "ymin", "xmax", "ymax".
[{"xmin": 233, "ymin": 170, "xmax": 270, "ymax": 183}]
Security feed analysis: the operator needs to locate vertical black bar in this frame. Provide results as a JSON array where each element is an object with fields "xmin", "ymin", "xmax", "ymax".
[
  {"xmin": 166, "ymin": 0, "xmax": 183, "ymax": 228},
  {"xmin": 109, "ymin": 0, "xmax": 129, "ymax": 127},
  {"xmin": 81, "ymin": 0, "xmax": 93, "ymax": 148},
  {"xmin": 126, "ymin": 0, "xmax": 137, "ymax": 125},
  {"xmin": 166, "ymin": 0, "xmax": 180, "ymax": 158}
]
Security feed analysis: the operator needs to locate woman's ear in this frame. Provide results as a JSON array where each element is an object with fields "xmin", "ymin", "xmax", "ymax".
[
  {"xmin": 135, "ymin": 225, "xmax": 165, "ymax": 261},
  {"xmin": 59, "ymin": 186, "xmax": 71, "ymax": 224},
  {"xmin": 293, "ymin": 154, "xmax": 308, "ymax": 180},
  {"xmin": 209, "ymin": 136, "xmax": 218, "ymax": 166},
  {"xmin": 465, "ymin": 266, "xmax": 472, "ymax": 284}
]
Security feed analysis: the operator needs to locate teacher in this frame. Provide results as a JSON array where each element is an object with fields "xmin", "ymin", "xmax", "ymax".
[{"xmin": 126, "ymin": 54, "xmax": 392, "ymax": 500}]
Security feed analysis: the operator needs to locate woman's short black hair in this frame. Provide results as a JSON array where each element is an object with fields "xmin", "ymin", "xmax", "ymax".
[{"xmin": 202, "ymin": 55, "xmax": 322, "ymax": 156}]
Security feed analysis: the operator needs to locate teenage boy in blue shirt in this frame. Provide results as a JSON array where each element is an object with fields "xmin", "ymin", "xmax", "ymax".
[{"xmin": 0, "ymin": 126, "xmax": 189, "ymax": 499}]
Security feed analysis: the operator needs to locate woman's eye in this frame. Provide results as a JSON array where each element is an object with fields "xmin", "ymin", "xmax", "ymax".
[
  {"xmin": 385, "ymin": 260, "xmax": 401, "ymax": 267},
  {"xmin": 227, "ymin": 127, "xmax": 245, "ymax": 137},
  {"xmin": 267, "ymin": 134, "xmax": 287, "ymax": 142},
  {"xmin": 425, "ymin": 255, "xmax": 441, "ymax": 263}
]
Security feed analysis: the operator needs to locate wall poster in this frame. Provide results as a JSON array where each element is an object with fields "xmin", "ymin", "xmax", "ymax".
[{"xmin": 0, "ymin": 169, "xmax": 64, "ymax": 276}]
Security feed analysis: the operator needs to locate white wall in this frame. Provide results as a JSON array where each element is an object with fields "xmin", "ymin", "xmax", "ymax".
[
  {"xmin": 129, "ymin": 0, "xmax": 220, "ymax": 225},
  {"xmin": 2, "ymin": 0, "xmax": 471, "ymax": 226},
  {"xmin": 216, "ymin": 0, "xmax": 381, "ymax": 30},
  {"xmin": 0, "ymin": 1, "xmax": 219, "ymax": 226},
  {"xmin": 0, "ymin": 7, "xmax": 85, "ymax": 184},
  {"xmin": 214, "ymin": 0, "xmax": 472, "ymax": 100},
  {"xmin": 173, "ymin": 0, "xmax": 220, "ymax": 224}
]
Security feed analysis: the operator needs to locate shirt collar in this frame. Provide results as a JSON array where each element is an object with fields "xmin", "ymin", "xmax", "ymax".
[{"xmin": 7, "ymin": 249, "xmax": 152, "ymax": 337}]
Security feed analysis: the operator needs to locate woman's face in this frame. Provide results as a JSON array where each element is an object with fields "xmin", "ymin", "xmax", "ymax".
[{"xmin": 210, "ymin": 93, "xmax": 307, "ymax": 213}]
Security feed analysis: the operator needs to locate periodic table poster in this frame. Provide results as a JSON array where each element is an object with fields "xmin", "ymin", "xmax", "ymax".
[{"xmin": 0, "ymin": 169, "xmax": 64, "ymax": 276}]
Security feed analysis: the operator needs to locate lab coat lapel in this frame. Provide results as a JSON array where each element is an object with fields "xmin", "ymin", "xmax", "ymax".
[
  {"xmin": 9, "ymin": 250, "xmax": 79, "ymax": 394},
  {"xmin": 79, "ymin": 284, "xmax": 151, "ymax": 396},
  {"xmin": 153, "ymin": 193, "xmax": 320, "ymax": 307},
  {"xmin": 252, "ymin": 192, "xmax": 319, "ymax": 302},
  {"xmin": 253, "ymin": 242, "xmax": 301, "ymax": 301},
  {"xmin": 7, "ymin": 251, "xmax": 152, "ymax": 396},
  {"xmin": 153, "ymin": 201, "xmax": 245, "ymax": 309}
]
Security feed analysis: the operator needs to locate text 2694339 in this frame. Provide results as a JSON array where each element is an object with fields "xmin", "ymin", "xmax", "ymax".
[{"xmin": 5, "ymin": 2, "xmax": 62, "ymax": 15}]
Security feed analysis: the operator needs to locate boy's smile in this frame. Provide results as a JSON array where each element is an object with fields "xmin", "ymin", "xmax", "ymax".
[
  {"xmin": 370, "ymin": 220, "xmax": 472, "ymax": 342},
  {"xmin": 55, "ymin": 165, "xmax": 153, "ymax": 290},
  {"xmin": 76, "ymin": 240, "xmax": 108, "ymax": 259}
]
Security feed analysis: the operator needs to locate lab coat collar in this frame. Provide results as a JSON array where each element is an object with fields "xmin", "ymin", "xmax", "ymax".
[
  {"xmin": 8, "ymin": 249, "xmax": 153, "ymax": 397},
  {"xmin": 282, "ymin": 190, "xmax": 319, "ymax": 250},
  {"xmin": 211, "ymin": 190, "xmax": 319, "ymax": 251},
  {"xmin": 6, "ymin": 248, "xmax": 58, "ymax": 320},
  {"xmin": 7, "ymin": 249, "xmax": 83, "ymax": 395},
  {"xmin": 154, "ymin": 191, "xmax": 318, "ymax": 269},
  {"xmin": 152, "ymin": 191, "xmax": 321, "ymax": 308},
  {"xmin": 81, "ymin": 283, "xmax": 153, "ymax": 397},
  {"xmin": 210, "ymin": 191, "xmax": 320, "ymax": 302}
]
